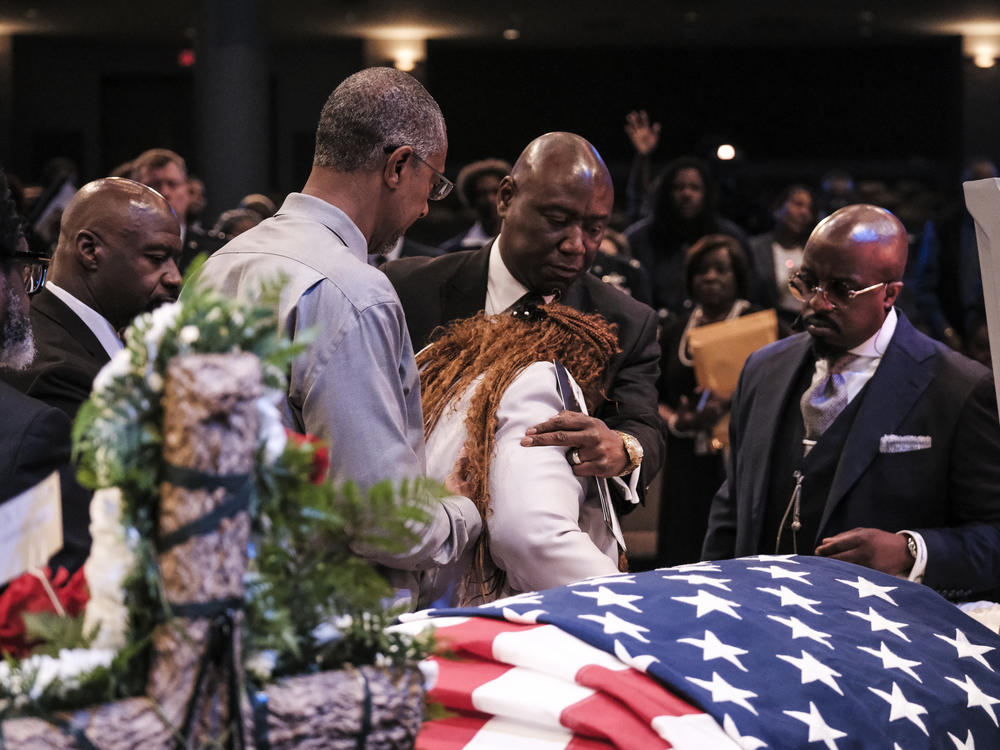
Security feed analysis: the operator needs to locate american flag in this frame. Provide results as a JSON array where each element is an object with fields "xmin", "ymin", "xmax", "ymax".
[{"xmin": 395, "ymin": 555, "xmax": 1000, "ymax": 749}]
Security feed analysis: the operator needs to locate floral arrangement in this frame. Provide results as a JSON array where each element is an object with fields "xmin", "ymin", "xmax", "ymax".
[{"xmin": 1, "ymin": 262, "xmax": 437, "ymax": 717}]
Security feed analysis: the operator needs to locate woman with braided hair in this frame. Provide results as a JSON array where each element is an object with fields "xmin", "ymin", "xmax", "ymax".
[{"xmin": 417, "ymin": 302, "xmax": 632, "ymax": 607}]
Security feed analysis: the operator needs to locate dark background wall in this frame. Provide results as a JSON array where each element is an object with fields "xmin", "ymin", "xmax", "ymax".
[{"xmin": 2, "ymin": 32, "xmax": 991, "ymax": 235}]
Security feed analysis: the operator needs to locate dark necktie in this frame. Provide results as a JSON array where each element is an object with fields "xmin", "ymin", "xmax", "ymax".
[{"xmin": 510, "ymin": 291, "xmax": 546, "ymax": 320}]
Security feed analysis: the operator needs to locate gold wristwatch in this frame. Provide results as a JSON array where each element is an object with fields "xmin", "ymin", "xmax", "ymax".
[{"xmin": 615, "ymin": 431, "xmax": 643, "ymax": 475}]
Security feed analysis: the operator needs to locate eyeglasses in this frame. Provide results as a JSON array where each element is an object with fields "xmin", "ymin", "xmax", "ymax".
[
  {"xmin": 12, "ymin": 254, "xmax": 50, "ymax": 296},
  {"xmin": 787, "ymin": 271, "xmax": 887, "ymax": 309},
  {"xmin": 383, "ymin": 145, "xmax": 454, "ymax": 201}
]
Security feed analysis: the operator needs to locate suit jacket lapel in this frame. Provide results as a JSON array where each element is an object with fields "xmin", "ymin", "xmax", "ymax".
[
  {"xmin": 440, "ymin": 245, "xmax": 490, "ymax": 324},
  {"xmin": 32, "ymin": 289, "xmax": 109, "ymax": 363},
  {"xmin": 819, "ymin": 315, "xmax": 935, "ymax": 531}
]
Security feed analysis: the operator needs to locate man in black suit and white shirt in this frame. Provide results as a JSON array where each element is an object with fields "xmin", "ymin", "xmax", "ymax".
[
  {"xmin": 702, "ymin": 204, "xmax": 1000, "ymax": 600},
  {"xmin": 2, "ymin": 177, "xmax": 182, "ymax": 419},
  {"xmin": 385, "ymin": 132, "xmax": 665, "ymax": 500},
  {"xmin": 0, "ymin": 170, "xmax": 90, "ymax": 571}
]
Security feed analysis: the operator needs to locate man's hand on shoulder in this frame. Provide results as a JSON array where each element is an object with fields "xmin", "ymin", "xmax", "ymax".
[
  {"xmin": 815, "ymin": 527, "xmax": 913, "ymax": 577},
  {"xmin": 521, "ymin": 411, "xmax": 627, "ymax": 477}
]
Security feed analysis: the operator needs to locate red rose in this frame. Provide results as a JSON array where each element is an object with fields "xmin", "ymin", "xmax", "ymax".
[
  {"xmin": 284, "ymin": 429, "xmax": 331, "ymax": 484},
  {"xmin": 0, "ymin": 566, "xmax": 90, "ymax": 658}
]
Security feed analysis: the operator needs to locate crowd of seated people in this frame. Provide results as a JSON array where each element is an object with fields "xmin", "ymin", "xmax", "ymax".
[{"xmin": 1, "ymin": 81, "xmax": 997, "ymax": 607}]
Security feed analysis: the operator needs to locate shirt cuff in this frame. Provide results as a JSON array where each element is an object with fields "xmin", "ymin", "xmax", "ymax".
[
  {"xmin": 899, "ymin": 529, "xmax": 927, "ymax": 583},
  {"xmin": 611, "ymin": 467, "xmax": 641, "ymax": 505}
]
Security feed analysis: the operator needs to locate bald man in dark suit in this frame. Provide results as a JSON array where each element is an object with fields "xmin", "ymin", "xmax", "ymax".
[
  {"xmin": 386, "ymin": 133, "xmax": 665, "ymax": 503},
  {"xmin": 2, "ymin": 177, "xmax": 182, "ymax": 419},
  {"xmin": 703, "ymin": 204, "xmax": 1000, "ymax": 601}
]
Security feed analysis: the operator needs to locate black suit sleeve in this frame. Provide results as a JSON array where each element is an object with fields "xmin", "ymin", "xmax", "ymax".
[
  {"xmin": 595, "ymin": 302, "xmax": 667, "ymax": 493},
  {"xmin": 920, "ymin": 372, "xmax": 1000, "ymax": 598},
  {"xmin": 17, "ymin": 359, "xmax": 100, "ymax": 421},
  {"xmin": 701, "ymin": 351, "xmax": 755, "ymax": 560}
]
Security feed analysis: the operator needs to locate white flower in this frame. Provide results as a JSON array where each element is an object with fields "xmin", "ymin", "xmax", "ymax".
[
  {"xmin": 0, "ymin": 648, "xmax": 116, "ymax": 700},
  {"xmin": 147, "ymin": 372, "xmax": 164, "ymax": 393},
  {"xmin": 83, "ymin": 488, "xmax": 136, "ymax": 652},
  {"xmin": 145, "ymin": 301, "xmax": 181, "ymax": 345},
  {"xmin": 92, "ymin": 348, "xmax": 132, "ymax": 396},
  {"xmin": 231, "ymin": 311, "xmax": 245, "ymax": 326},
  {"xmin": 256, "ymin": 390, "xmax": 287, "ymax": 465},
  {"xmin": 245, "ymin": 650, "xmax": 277, "ymax": 682},
  {"xmin": 206, "ymin": 307, "xmax": 222, "ymax": 322},
  {"xmin": 178, "ymin": 325, "xmax": 200, "ymax": 345}
]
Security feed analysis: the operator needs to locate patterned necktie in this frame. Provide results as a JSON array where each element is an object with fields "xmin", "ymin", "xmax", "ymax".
[{"xmin": 800, "ymin": 353, "xmax": 860, "ymax": 443}]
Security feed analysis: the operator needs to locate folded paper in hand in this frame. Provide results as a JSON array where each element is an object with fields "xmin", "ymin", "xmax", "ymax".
[
  {"xmin": 687, "ymin": 309, "xmax": 779, "ymax": 397},
  {"xmin": 687, "ymin": 309, "xmax": 778, "ymax": 448}
]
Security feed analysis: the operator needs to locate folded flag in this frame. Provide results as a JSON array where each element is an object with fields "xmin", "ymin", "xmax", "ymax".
[{"xmin": 397, "ymin": 555, "xmax": 1000, "ymax": 749}]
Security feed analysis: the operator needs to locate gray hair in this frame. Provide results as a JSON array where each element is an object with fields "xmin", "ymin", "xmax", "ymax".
[{"xmin": 313, "ymin": 67, "xmax": 447, "ymax": 172}]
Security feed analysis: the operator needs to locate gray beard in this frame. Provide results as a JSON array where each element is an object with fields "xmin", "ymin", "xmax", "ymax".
[{"xmin": 1, "ymin": 283, "xmax": 36, "ymax": 371}]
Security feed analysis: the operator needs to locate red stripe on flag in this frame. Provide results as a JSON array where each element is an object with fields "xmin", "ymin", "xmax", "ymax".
[
  {"xmin": 428, "ymin": 656, "xmax": 513, "ymax": 713},
  {"xmin": 559, "ymin": 691, "xmax": 672, "ymax": 748},
  {"xmin": 431, "ymin": 615, "xmax": 544, "ymax": 656},
  {"xmin": 417, "ymin": 712, "xmax": 492, "ymax": 749},
  {"xmin": 576, "ymin": 664, "xmax": 704, "ymax": 721}
]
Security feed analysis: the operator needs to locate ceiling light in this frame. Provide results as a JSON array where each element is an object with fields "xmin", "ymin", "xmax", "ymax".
[
  {"xmin": 503, "ymin": 28, "xmax": 520, "ymax": 41},
  {"xmin": 717, "ymin": 144, "xmax": 736, "ymax": 161}
]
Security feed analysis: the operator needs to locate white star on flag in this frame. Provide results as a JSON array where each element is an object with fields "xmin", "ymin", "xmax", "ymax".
[
  {"xmin": 869, "ymin": 681, "xmax": 929, "ymax": 735},
  {"xmin": 570, "ymin": 574, "xmax": 636, "ymax": 587},
  {"xmin": 935, "ymin": 629, "xmax": 995, "ymax": 671},
  {"xmin": 767, "ymin": 614, "xmax": 834, "ymax": 649},
  {"xmin": 948, "ymin": 729, "xmax": 977, "ymax": 749},
  {"xmin": 572, "ymin": 585, "xmax": 643, "ymax": 612},
  {"xmin": 836, "ymin": 576, "xmax": 898, "ymax": 606},
  {"xmin": 777, "ymin": 650, "xmax": 844, "ymax": 695},
  {"xmin": 672, "ymin": 589, "xmax": 743, "ymax": 619},
  {"xmin": 722, "ymin": 714, "xmax": 767, "ymax": 749},
  {"xmin": 847, "ymin": 606, "xmax": 910, "ymax": 642},
  {"xmin": 857, "ymin": 641, "xmax": 923, "ymax": 682},
  {"xmin": 612, "ymin": 639, "xmax": 658, "ymax": 672},
  {"xmin": 662, "ymin": 573, "xmax": 733, "ymax": 590},
  {"xmin": 578, "ymin": 610, "xmax": 650, "ymax": 642},
  {"xmin": 758, "ymin": 585, "xmax": 822, "ymax": 614},
  {"xmin": 946, "ymin": 674, "xmax": 1000, "ymax": 726},
  {"xmin": 482, "ymin": 592, "xmax": 544, "ymax": 608},
  {"xmin": 502, "ymin": 607, "xmax": 547, "ymax": 624},
  {"xmin": 669, "ymin": 562, "xmax": 723, "ymax": 573},
  {"xmin": 748, "ymin": 554, "xmax": 801, "ymax": 563},
  {"xmin": 784, "ymin": 701, "xmax": 847, "ymax": 750},
  {"xmin": 686, "ymin": 671, "xmax": 759, "ymax": 715},
  {"xmin": 678, "ymin": 629, "xmax": 749, "ymax": 672},
  {"xmin": 747, "ymin": 565, "xmax": 813, "ymax": 584}
]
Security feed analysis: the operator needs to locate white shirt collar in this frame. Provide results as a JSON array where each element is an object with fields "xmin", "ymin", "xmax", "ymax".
[
  {"xmin": 849, "ymin": 306, "xmax": 898, "ymax": 358},
  {"xmin": 45, "ymin": 282, "xmax": 123, "ymax": 357},
  {"xmin": 485, "ymin": 235, "xmax": 555, "ymax": 315}
]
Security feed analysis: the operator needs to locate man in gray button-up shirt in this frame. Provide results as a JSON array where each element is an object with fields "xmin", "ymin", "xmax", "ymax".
[{"xmin": 192, "ymin": 67, "xmax": 479, "ymax": 606}]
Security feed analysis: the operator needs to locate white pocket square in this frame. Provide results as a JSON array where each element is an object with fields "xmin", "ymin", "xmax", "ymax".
[{"xmin": 879, "ymin": 434, "xmax": 932, "ymax": 453}]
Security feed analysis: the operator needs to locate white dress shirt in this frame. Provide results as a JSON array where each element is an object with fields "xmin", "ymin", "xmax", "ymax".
[{"xmin": 45, "ymin": 282, "xmax": 123, "ymax": 358}]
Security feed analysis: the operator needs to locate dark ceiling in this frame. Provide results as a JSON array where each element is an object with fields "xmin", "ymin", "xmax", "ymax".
[{"xmin": 1, "ymin": 1, "xmax": 999, "ymax": 49}]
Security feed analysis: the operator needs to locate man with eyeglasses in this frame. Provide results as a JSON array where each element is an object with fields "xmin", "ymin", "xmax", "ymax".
[
  {"xmin": 703, "ymin": 204, "xmax": 1000, "ymax": 601},
  {"xmin": 0, "ymin": 169, "xmax": 90, "ymax": 573},
  {"xmin": 192, "ymin": 67, "xmax": 480, "ymax": 608},
  {"xmin": 2, "ymin": 177, "xmax": 182, "ymax": 420}
]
